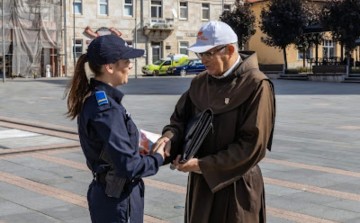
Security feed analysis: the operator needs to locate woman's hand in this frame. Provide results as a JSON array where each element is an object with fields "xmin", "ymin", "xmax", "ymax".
[{"xmin": 152, "ymin": 136, "xmax": 171, "ymax": 159}]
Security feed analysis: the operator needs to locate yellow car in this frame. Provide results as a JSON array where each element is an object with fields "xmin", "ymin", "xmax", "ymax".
[{"xmin": 142, "ymin": 54, "xmax": 189, "ymax": 76}]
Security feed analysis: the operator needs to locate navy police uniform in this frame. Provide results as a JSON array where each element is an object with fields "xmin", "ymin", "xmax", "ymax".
[{"xmin": 78, "ymin": 78, "xmax": 164, "ymax": 223}]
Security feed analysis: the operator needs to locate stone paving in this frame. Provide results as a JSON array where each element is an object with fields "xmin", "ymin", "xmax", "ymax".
[{"xmin": 0, "ymin": 77, "xmax": 359, "ymax": 223}]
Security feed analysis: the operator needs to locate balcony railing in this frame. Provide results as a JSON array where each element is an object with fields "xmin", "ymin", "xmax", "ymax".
[{"xmin": 144, "ymin": 18, "xmax": 174, "ymax": 30}]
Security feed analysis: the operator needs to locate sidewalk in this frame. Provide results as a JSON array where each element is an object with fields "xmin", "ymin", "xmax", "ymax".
[{"xmin": 0, "ymin": 77, "xmax": 360, "ymax": 222}]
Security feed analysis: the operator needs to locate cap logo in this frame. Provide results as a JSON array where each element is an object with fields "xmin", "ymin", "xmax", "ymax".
[{"xmin": 197, "ymin": 31, "xmax": 208, "ymax": 41}]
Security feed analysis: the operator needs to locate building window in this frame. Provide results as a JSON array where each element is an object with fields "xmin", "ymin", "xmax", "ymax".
[
  {"xmin": 323, "ymin": 40, "xmax": 334, "ymax": 59},
  {"xmin": 179, "ymin": 2, "xmax": 188, "ymax": 20},
  {"xmin": 151, "ymin": 0, "xmax": 162, "ymax": 18},
  {"xmin": 99, "ymin": 0, "xmax": 108, "ymax": 16},
  {"xmin": 223, "ymin": 4, "xmax": 231, "ymax": 12},
  {"xmin": 73, "ymin": 39, "xmax": 83, "ymax": 58},
  {"xmin": 202, "ymin": 3, "xmax": 210, "ymax": 20},
  {"xmin": 179, "ymin": 41, "xmax": 189, "ymax": 55},
  {"xmin": 42, "ymin": 7, "xmax": 50, "ymax": 21},
  {"xmin": 73, "ymin": 0, "xmax": 82, "ymax": 15},
  {"xmin": 124, "ymin": 0, "xmax": 133, "ymax": 17}
]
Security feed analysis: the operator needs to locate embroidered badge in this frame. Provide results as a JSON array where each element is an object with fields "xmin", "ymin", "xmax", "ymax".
[
  {"xmin": 95, "ymin": 91, "xmax": 109, "ymax": 106},
  {"xmin": 225, "ymin": 98, "xmax": 230, "ymax": 105}
]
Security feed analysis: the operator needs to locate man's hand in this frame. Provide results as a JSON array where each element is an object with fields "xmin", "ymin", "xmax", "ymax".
[
  {"xmin": 172, "ymin": 155, "xmax": 201, "ymax": 173},
  {"xmin": 152, "ymin": 136, "xmax": 171, "ymax": 158}
]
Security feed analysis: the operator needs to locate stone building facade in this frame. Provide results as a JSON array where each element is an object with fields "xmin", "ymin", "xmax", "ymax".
[{"xmin": 63, "ymin": 0, "xmax": 236, "ymax": 76}]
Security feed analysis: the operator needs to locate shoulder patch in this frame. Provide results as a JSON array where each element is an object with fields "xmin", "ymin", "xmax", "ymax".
[{"xmin": 95, "ymin": 91, "xmax": 109, "ymax": 106}]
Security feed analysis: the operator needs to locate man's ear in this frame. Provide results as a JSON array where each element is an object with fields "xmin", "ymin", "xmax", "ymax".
[
  {"xmin": 103, "ymin": 64, "xmax": 114, "ymax": 74},
  {"xmin": 227, "ymin": 44, "xmax": 236, "ymax": 55}
]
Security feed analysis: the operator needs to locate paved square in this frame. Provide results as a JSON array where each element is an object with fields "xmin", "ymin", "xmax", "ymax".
[{"xmin": 0, "ymin": 77, "xmax": 359, "ymax": 223}]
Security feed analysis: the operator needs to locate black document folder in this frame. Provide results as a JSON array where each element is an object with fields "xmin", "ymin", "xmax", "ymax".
[{"xmin": 180, "ymin": 108, "xmax": 213, "ymax": 163}]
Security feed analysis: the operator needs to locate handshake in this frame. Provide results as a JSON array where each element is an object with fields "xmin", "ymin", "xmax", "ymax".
[
  {"xmin": 138, "ymin": 129, "xmax": 170, "ymax": 160},
  {"xmin": 140, "ymin": 130, "xmax": 193, "ymax": 172},
  {"xmin": 148, "ymin": 108, "xmax": 213, "ymax": 173},
  {"xmin": 152, "ymin": 135, "xmax": 202, "ymax": 173}
]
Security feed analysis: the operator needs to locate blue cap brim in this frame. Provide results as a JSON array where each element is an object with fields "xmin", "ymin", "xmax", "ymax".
[{"xmin": 121, "ymin": 48, "xmax": 145, "ymax": 59}]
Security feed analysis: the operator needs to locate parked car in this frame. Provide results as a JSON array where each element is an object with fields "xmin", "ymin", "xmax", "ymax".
[
  {"xmin": 142, "ymin": 54, "xmax": 189, "ymax": 76},
  {"xmin": 167, "ymin": 59, "xmax": 206, "ymax": 76}
]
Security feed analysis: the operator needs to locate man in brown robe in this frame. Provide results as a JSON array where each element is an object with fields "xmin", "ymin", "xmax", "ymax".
[{"xmin": 153, "ymin": 21, "xmax": 276, "ymax": 223}]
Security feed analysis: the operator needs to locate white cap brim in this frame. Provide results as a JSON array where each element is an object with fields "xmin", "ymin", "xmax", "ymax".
[{"xmin": 188, "ymin": 44, "xmax": 218, "ymax": 53}]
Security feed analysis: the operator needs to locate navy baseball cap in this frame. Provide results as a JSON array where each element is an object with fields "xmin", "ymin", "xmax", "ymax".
[{"xmin": 87, "ymin": 34, "xmax": 144, "ymax": 65}]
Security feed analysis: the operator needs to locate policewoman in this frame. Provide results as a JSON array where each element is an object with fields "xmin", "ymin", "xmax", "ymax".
[{"xmin": 66, "ymin": 34, "xmax": 167, "ymax": 223}]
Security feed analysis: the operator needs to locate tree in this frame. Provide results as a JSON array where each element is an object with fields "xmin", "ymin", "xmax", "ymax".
[
  {"xmin": 220, "ymin": 0, "xmax": 256, "ymax": 50},
  {"xmin": 321, "ymin": 0, "xmax": 360, "ymax": 75},
  {"xmin": 260, "ymin": 0, "xmax": 308, "ymax": 71},
  {"xmin": 294, "ymin": 1, "xmax": 324, "ymax": 67}
]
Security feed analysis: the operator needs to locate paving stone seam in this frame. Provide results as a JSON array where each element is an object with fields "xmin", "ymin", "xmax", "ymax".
[
  {"xmin": 4, "ymin": 151, "xmax": 348, "ymax": 223},
  {"xmin": 0, "ymin": 194, "xmax": 62, "ymax": 222},
  {"xmin": 2, "ymin": 126, "xmax": 358, "ymax": 181},
  {"xmin": 0, "ymin": 170, "xmax": 167, "ymax": 223},
  {"xmin": 267, "ymin": 207, "xmax": 338, "ymax": 223},
  {"xmin": 0, "ymin": 143, "xmax": 80, "ymax": 155},
  {"xmin": 0, "ymin": 166, "xmax": 339, "ymax": 223},
  {"xmin": 2, "ymin": 119, "xmax": 358, "ymax": 179},
  {"xmin": 4, "ymin": 145, "xmax": 359, "ymax": 182},
  {"xmin": 29, "ymin": 152, "xmax": 360, "ymax": 202},
  {"xmin": 0, "ymin": 120, "xmax": 356, "ymax": 222},
  {"xmin": 0, "ymin": 171, "xmax": 87, "ymax": 208},
  {"xmin": 34, "ymin": 151, "xmax": 360, "ymax": 204},
  {"xmin": 264, "ymin": 177, "xmax": 360, "ymax": 202},
  {"xmin": 264, "ymin": 158, "xmax": 360, "ymax": 178},
  {"xmin": 0, "ymin": 121, "xmax": 78, "ymax": 140},
  {"xmin": 2, "ymin": 146, "xmax": 360, "ymax": 203},
  {"xmin": 0, "ymin": 116, "xmax": 77, "ymax": 134}
]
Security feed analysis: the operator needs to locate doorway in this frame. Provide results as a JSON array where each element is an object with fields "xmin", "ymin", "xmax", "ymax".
[{"xmin": 151, "ymin": 42, "xmax": 162, "ymax": 63}]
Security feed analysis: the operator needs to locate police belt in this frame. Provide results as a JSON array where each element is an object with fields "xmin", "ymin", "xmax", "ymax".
[{"xmin": 93, "ymin": 171, "xmax": 140, "ymax": 186}]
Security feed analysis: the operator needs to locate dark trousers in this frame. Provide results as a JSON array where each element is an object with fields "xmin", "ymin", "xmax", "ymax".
[{"xmin": 87, "ymin": 180, "xmax": 145, "ymax": 223}]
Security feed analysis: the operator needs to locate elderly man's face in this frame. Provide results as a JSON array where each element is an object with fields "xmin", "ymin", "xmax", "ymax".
[{"xmin": 197, "ymin": 45, "xmax": 231, "ymax": 76}]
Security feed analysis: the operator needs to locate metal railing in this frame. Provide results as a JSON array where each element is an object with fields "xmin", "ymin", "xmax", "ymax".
[{"xmin": 145, "ymin": 18, "xmax": 174, "ymax": 29}]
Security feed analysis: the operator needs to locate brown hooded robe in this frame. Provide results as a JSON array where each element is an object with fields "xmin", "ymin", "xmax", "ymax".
[{"xmin": 163, "ymin": 53, "xmax": 276, "ymax": 223}]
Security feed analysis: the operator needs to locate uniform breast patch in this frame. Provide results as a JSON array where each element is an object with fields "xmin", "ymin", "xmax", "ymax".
[{"xmin": 95, "ymin": 91, "xmax": 109, "ymax": 106}]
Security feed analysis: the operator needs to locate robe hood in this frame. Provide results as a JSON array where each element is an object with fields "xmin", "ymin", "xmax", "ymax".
[{"xmin": 189, "ymin": 52, "xmax": 269, "ymax": 114}]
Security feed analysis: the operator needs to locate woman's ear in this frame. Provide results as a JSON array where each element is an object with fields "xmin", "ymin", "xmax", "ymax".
[{"xmin": 103, "ymin": 64, "xmax": 114, "ymax": 74}]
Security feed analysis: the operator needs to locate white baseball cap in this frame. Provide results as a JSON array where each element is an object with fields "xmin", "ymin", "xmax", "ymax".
[{"xmin": 188, "ymin": 21, "xmax": 238, "ymax": 53}]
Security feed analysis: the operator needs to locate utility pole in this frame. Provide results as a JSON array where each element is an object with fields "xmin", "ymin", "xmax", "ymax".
[
  {"xmin": 134, "ymin": 0, "xmax": 138, "ymax": 78},
  {"xmin": 2, "ymin": 0, "xmax": 6, "ymax": 82},
  {"xmin": 63, "ymin": 0, "xmax": 68, "ymax": 77},
  {"xmin": 72, "ymin": 0, "xmax": 76, "ymax": 68}
]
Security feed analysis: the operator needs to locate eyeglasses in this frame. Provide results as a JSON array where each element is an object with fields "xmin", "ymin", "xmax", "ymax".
[{"xmin": 196, "ymin": 45, "xmax": 227, "ymax": 59}]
